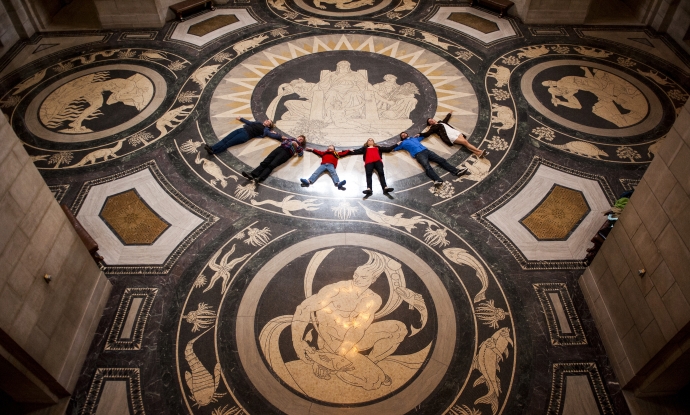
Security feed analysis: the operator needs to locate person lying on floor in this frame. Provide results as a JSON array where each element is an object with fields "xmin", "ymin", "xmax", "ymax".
[
  {"xmin": 300, "ymin": 145, "xmax": 349, "ymax": 190},
  {"xmin": 349, "ymin": 138, "xmax": 396, "ymax": 196},
  {"xmin": 241, "ymin": 135, "xmax": 306, "ymax": 184},
  {"xmin": 394, "ymin": 132, "xmax": 467, "ymax": 187},
  {"xmin": 205, "ymin": 117, "xmax": 280, "ymax": 155},
  {"xmin": 423, "ymin": 111, "xmax": 487, "ymax": 158}
]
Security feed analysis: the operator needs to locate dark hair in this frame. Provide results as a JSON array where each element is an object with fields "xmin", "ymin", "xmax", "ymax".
[
  {"xmin": 265, "ymin": 120, "xmax": 274, "ymax": 129},
  {"xmin": 426, "ymin": 118, "xmax": 434, "ymax": 126},
  {"xmin": 297, "ymin": 135, "xmax": 307, "ymax": 146},
  {"xmin": 363, "ymin": 138, "xmax": 378, "ymax": 147},
  {"xmin": 399, "ymin": 132, "xmax": 409, "ymax": 139}
]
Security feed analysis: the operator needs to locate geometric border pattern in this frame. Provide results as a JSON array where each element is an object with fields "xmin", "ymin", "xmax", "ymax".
[
  {"xmin": 547, "ymin": 362, "xmax": 614, "ymax": 415},
  {"xmin": 533, "ymin": 283, "xmax": 587, "ymax": 346},
  {"xmin": 48, "ymin": 184, "xmax": 70, "ymax": 203},
  {"xmin": 82, "ymin": 368, "xmax": 145, "ymax": 415},
  {"xmin": 474, "ymin": 157, "xmax": 615, "ymax": 270},
  {"xmin": 118, "ymin": 31, "xmax": 158, "ymax": 41},
  {"xmin": 105, "ymin": 288, "xmax": 158, "ymax": 351},
  {"xmin": 619, "ymin": 178, "xmax": 640, "ymax": 191},
  {"xmin": 72, "ymin": 160, "xmax": 218, "ymax": 275}
]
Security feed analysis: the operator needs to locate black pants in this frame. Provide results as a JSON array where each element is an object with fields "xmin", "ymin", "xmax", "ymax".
[
  {"xmin": 365, "ymin": 161, "xmax": 387, "ymax": 190},
  {"xmin": 414, "ymin": 149, "xmax": 456, "ymax": 182},
  {"xmin": 251, "ymin": 147, "xmax": 292, "ymax": 181}
]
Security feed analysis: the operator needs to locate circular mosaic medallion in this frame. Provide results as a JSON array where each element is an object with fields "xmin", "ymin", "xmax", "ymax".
[
  {"xmin": 208, "ymin": 34, "xmax": 478, "ymax": 182},
  {"xmin": 24, "ymin": 64, "xmax": 167, "ymax": 143},
  {"xmin": 173, "ymin": 224, "xmax": 517, "ymax": 415},
  {"xmin": 521, "ymin": 60, "xmax": 663, "ymax": 137},
  {"xmin": 291, "ymin": 0, "xmax": 393, "ymax": 16}
]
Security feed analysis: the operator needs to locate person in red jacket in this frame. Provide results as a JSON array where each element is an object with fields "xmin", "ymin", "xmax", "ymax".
[
  {"xmin": 300, "ymin": 145, "xmax": 349, "ymax": 190},
  {"xmin": 349, "ymin": 138, "xmax": 397, "ymax": 196}
]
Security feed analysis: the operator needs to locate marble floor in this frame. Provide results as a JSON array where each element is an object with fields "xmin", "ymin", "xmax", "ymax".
[{"xmin": 1, "ymin": 1, "xmax": 689, "ymax": 414}]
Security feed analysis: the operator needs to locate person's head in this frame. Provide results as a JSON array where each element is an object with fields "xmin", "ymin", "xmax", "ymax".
[
  {"xmin": 336, "ymin": 61, "xmax": 351, "ymax": 72},
  {"xmin": 384, "ymin": 74, "xmax": 397, "ymax": 82},
  {"xmin": 364, "ymin": 138, "xmax": 376, "ymax": 147},
  {"xmin": 296, "ymin": 135, "xmax": 306, "ymax": 145},
  {"xmin": 427, "ymin": 118, "xmax": 437, "ymax": 126},
  {"xmin": 399, "ymin": 132, "xmax": 409, "ymax": 140},
  {"xmin": 353, "ymin": 250, "xmax": 386, "ymax": 288},
  {"xmin": 263, "ymin": 119, "xmax": 274, "ymax": 128},
  {"xmin": 327, "ymin": 144, "xmax": 335, "ymax": 152}
]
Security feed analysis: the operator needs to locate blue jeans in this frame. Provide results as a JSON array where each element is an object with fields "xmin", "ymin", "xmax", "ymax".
[
  {"xmin": 414, "ymin": 149, "xmax": 456, "ymax": 182},
  {"xmin": 211, "ymin": 128, "xmax": 250, "ymax": 153},
  {"xmin": 309, "ymin": 163, "xmax": 339, "ymax": 184}
]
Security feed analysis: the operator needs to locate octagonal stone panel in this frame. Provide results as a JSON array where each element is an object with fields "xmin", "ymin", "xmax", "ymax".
[
  {"xmin": 99, "ymin": 189, "xmax": 170, "ymax": 245},
  {"xmin": 520, "ymin": 185, "xmax": 590, "ymax": 241}
]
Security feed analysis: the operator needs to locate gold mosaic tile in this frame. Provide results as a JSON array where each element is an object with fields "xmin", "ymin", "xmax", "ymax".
[
  {"xmin": 520, "ymin": 185, "xmax": 590, "ymax": 240},
  {"xmin": 100, "ymin": 189, "xmax": 170, "ymax": 245},
  {"xmin": 448, "ymin": 12, "xmax": 499, "ymax": 34},
  {"xmin": 187, "ymin": 14, "xmax": 239, "ymax": 37}
]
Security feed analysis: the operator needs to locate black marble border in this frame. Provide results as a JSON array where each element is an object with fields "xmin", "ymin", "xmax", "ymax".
[{"xmin": 48, "ymin": 184, "xmax": 70, "ymax": 203}]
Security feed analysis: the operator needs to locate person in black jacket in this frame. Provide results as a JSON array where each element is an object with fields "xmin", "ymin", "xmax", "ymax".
[
  {"xmin": 205, "ymin": 117, "xmax": 281, "ymax": 155},
  {"xmin": 349, "ymin": 138, "xmax": 397, "ymax": 195},
  {"xmin": 421, "ymin": 111, "xmax": 487, "ymax": 158}
]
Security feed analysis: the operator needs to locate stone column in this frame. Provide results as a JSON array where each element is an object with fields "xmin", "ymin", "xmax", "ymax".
[
  {"xmin": 0, "ymin": 114, "xmax": 112, "ymax": 410},
  {"xmin": 579, "ymin": 100, "xmax": 690, "ymax": 400}
]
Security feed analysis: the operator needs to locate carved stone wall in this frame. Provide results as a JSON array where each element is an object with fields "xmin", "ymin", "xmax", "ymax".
[
  {"xmin": 579, "ymin": 100, "xmax": 690, "ymax": 399},
  {"xmin": 0, "ymin": 114, "xmax": 112, "ymax": 410}
]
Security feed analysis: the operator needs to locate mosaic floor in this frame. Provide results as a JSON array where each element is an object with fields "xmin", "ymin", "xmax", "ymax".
[{"xmin": 2, "ymin": 1, "xmax": 689, "ymax": 414}]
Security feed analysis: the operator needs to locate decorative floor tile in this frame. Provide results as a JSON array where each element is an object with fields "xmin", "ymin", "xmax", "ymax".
[
  {"xmin": 83, "ymin": 368, "xmax": 144, "ymax": 415},
  {"xmin": 72, "ymin": 161, "xmax": 217, "ymax": 273},
  {"xmin": 426, "ymin": 6, "xmax": 519, "ymax": 45},
  {"xmin": 105, "ymin": 288, "xmax": 158, "ymax": 350},
  {"xmin": 548, "ymin": 363, "xmax": 614, "ymax": 415},
  {"xmin": 534, "ymin": 283, "xmax": 587, "ymax": 345},
  {"xmin": 166, "ymin": 8, "xmax": 260, "ymax": 48}
]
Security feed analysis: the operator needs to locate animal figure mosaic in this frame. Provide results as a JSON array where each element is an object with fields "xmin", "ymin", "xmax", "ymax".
[
  {"xmin": 194, "ymin": 152, "xmax": 237, "ymax": 188},
  {"xmin": 443, "ymin": 248, "xmax": 488, "ymax": 303},
  {"xmin": 487, "ymin": 65, "xmax": 510, "ymax": 88},
  {"xmin": 204, "ymin": 244, "xmax": 250, "ymax": 294},
  {"xmin": 184, "ymin": 328, "xmax": 225, "ymax": 407},
  {"xmin": 517, "ymin": 45, "xmax": 550, "ymax": 59},
  {"xmin": 472, "ymin": 328, "xmax": 513, "ymax": 415},
  {"xmin": 72, "ymin": 139, "xmax": 125, "ymax": 167},
  {"xmin": 313, "ymin": 0, "xmax": 374, "ymax": 9},
  {"xmin": 250, "ymin": 195, "xmax": 322, "ymax": 215},
  {"xmin": 13, "ymin": 68, "xmax": 47, "ymax": 95},
  {"xmin": 156, "ymin": 105, "xmax": 193, "ymax": 138},
  {"xmin": 358, "ymin": 202, "xmax": 433, "ymax": 232},
  {"xmin": 233, "ymin": 35, "xmax": 269, "ymax": 55},
  {"xmin": 548, "ymin": 141, "xmax": 608, "ymax": 159},
  {"xmin": 490, "ymin": 104, "xmax": 515, "ymax": 132}
]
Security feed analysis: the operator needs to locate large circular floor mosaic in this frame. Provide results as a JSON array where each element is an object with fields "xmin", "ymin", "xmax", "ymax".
[
  {"xmin": 207, "ymin": 33, "xmax": 478, "ymax": 182},
  {"xmin": 175, "ymin": 224, "xmax": 515, "ymax": 414}
]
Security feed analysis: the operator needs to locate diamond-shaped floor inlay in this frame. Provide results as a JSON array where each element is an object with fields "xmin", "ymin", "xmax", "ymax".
[
  {"xmin": 520, "ymin": 185, "xmax": 590, "ymax": 241},
  {"xmin": 99, "ymin": 189, "xmax": 170, "ymax": 245},
  {"xmin": 448, "ymin": 12, "xmax": 499, "ymax": 34}
]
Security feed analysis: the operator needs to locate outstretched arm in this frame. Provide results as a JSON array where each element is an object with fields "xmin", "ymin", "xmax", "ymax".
[
  {"xmin": 263, "ymin": 128, "xmax": 283, "ymax": 140},
  {"xmin": 349, "ymin": 146, "xmax": 365, "ymax": 155},
  {"xmin": 442, "ymin": 111, "xmax": 452, "ymax": 123}
]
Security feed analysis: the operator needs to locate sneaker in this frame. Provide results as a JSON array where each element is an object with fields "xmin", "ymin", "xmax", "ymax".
[
  {"xmin": 241, "ymin": 171, "xmax": 253, "ymax": 181},
  {"xmin": 300, "ymin": 178, "xmax": 310, "ymax": 187},
  {"xmin": 204, "ymin": 144, "xmax": 214, "ymax": 155},
  {"xmin": 363, "ymin": 189, "xmax": 373, "ymax": 195},
  {"xmin": 253, "ymin": 178, "xmax": 261, "ymax": 186},
  {"xmin": 454, "ymin": 167, "xmax": 468, "ymax": 176},
  {"xmin": 383, "ymin": 187, "xmax": 394, "ymax": 193},
  {"xmin": 434, "ymin": 181, "xmax": 444, "ymax": 187},
  {"xmin": 337, "ymin": 180, "xmax": 346, "ymax": 189}
]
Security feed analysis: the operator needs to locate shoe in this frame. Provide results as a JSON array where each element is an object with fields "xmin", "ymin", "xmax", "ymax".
[
  {"xmin": 337, "ymin": 180, "xmax": 346, "ymax": 189},
  {"xmin": 478, "ymin": 150, "xmax": 489, "ymax": 159},
  {"xmin": 204, "ymin": 144, "xmax": 214, "ymax": 155},
  {"xmin": 300, "ymin": 178, "xmax": 310, "ymax": 187},
  {"xmin": 434, "ymin": 181, "xmax": 443, "ymax": 187},
  {"xmin": 253, "ymin": 177, "xmax": 261, "ymax": 185},
  {"xmin": 363, "ymin": 189, "xmax": 372, "ymax": 195},
  {"xmin": 454, "ymin": 167, "xmax": 468, "ymax": 176},
  {"xmin": 383, "ymin": 187, "xmax": 394, "ymax": 193},
  {"xmin": 241, "ymin": 171, "xmax": 253, "ymax": 181}
]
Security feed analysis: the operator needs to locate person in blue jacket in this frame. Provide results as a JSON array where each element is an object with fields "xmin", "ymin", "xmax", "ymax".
[
  {"xmin": 394, "ymin": 132, "xmax": 467, "ymax": 186},
  {"xmin": 205, "ymin": 117, "xmax": 281, "ymax": 155}
]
